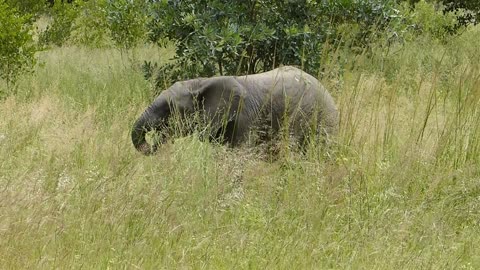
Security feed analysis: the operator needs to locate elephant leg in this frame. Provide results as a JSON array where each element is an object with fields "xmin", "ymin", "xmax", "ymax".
[
  {"xmin": 217, "ymin": 113, "xmax": 252, "ymax": 147},
  {"xmin": 212, "ymin": 120, "xmax": 236, "ymax": 145}
]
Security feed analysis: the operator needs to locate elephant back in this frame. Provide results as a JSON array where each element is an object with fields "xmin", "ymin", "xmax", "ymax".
[{"xmin": 237, "ymin": 66, "xmax": 339, "ymax": 136}]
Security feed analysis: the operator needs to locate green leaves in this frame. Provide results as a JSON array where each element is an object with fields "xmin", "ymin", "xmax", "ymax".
[
  {"xmin": 38, "ymin": 1, "xmax": 79, "ymax": 47},
  {"xmin": 38, "ymin": 0, "xmax": 147, "ymax": 49},
  {"xmin": 146, "ymin": 0, "xmax": 402, "ymax": 86},
  {"xmin": 0, "ymin": 1, "xmax": 37, "ymax": 87},
  {"xmin": 105, "ymin": 0, "xmax": 147, "ymax": 50}
]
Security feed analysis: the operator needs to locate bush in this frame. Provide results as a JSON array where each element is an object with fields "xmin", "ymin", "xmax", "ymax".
[
  {"xmin": 408, "ymin": 0, "xmax": 459, "ymax": 40},
  {"xmin": 39, "ymin": 0, "xmax": 148, "ymax": 49},
  {"xmin": 0, "ymin": 1, "xmax": 37, "ymax": 88},
  {"xmin": 38, "ymin": 0, "xmax": 79, "ymax": 47},
  {"xmin": 105, "ymin": 0, "xmax": 147, "ymax": 50},
  {"xmin": 69, "ymin": 0, "xmax": 110, "ymax": 47},
  {"xmin": 442, "ymin": 0, "xmax": 480, "ymax": 26},
  {"xmin": 4, "ymin": 0, "xmax": 46, "ymax": 18},
  {"xmin": 146, "ymin": 0, "xmax": 400, "ymax": 86},
  {"xmin": 402, "ymin": 0, "xmax": 478, "ymax": 26}
]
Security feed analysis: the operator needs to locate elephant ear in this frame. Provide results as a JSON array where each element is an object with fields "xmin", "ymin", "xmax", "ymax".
[{"xmin": 192, "ymin": 77, "xmax": 244, "ymax": 132}]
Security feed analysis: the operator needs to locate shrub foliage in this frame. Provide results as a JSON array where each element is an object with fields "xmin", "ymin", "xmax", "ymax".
[
  {"xmin": 105, "ymin": 0, "xmax": 147, "ymax": 50},
  {"xmin": 0, "ymin": 1, "xmax": 37, "ymax": 87},
  {"xmin": 2, "ymin": 0, "xmax": 480, "ymax": 91},
  {"xmin": 38, "ymin": 1, "xmax": 79, "ymax": 46},
  {"xmin": 441, "ymin": 0, "xmax": 480, "ymax": 25},
  {"xmin": 147, "ymin": 0, "xmax": 401, "ymax": 83},
  {"xmin": 70, "ymin": 0, "xmax": 110, "ymax": 47}
]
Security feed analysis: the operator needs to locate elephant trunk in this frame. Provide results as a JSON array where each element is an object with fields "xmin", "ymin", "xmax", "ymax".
[
  {"xmin": 131, "ymin": 111, "xmax": 158, "ymax": 155},
  {"xmin": 132, "ymin": 96, "xmax": 173, "ymax": 155}
]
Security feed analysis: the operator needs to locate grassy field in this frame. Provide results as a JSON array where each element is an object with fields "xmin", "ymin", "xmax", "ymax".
[{"xmin": 1, "ymin": 26, "xmax": 479, "ymax": 268}]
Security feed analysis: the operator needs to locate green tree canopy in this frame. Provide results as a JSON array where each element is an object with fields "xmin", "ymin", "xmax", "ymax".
[{"xmin": 147, "ymin": 0, "xmax": 399, "ymax": 83}]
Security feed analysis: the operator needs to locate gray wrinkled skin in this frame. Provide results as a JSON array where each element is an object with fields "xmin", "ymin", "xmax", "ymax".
[{"xmin": 132, "ymin": 66, "xmax": 339, "ymax": 155}]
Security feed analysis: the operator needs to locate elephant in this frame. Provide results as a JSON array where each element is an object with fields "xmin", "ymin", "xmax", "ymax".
[{"xmin": 132, "ymin": 66, "xmax": 339, "ymax": 155}]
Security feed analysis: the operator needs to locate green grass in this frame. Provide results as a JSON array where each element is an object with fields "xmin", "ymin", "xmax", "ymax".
[{"xmin": 1, "ymin": 27, "xmax": 480, "ymax": 268}]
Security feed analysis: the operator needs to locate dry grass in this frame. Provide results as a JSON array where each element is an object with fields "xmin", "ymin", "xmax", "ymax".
[{"xmin": 1, "ymin": 27, "xmax": 480, "ymax": 268}]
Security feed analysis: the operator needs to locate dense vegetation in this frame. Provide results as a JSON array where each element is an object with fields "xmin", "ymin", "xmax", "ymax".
[
  {"xmin": 1, "ymin": 0, "xmax": 479, "ymax": 268},
  {"xmin": 0, "ymin": 1, "xmax": 36, "ymax": 87}
]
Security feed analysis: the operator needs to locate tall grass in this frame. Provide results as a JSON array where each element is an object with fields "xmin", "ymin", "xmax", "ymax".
[{"xmin": 1, "ymin": 26, "xmax": 479, "ymax": 268}]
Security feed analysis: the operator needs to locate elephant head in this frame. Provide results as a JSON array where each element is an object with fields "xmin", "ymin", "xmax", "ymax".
[
  {"xmin": 131, "ymin": 78, "xmax": 245, "ymax": 155},
  {"xmin": 131, "ymin": 97, "xmax": 171, "ymax": 155}
]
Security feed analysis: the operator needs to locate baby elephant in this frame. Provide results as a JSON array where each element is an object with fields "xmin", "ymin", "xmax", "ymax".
[{"xmin": 132, "ymin": 66, "xmax": 339, "ymax": 155}]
